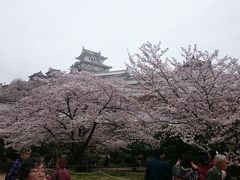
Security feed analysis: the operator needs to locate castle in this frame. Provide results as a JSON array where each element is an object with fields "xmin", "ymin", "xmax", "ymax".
[
  {"xmin": 28, "ymin": 47, "xmax": 136, "ymax": 85},
  {"xmin": 0, "ymin": 48, "xmax": 137, "ymax": 110}
]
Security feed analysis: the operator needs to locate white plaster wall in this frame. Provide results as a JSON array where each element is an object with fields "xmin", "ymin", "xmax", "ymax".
[{"xmin": 0, "ymin": 103, "xmax": 11, "ymax": 111}]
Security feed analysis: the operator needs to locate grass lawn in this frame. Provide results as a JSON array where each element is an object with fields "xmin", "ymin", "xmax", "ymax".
[
  {"xmin": 1, "ymin": 171, "xmax": 144, "ymax": 180},
  {"xmin": 69, "ymin": 171, "xmax": 144, "ymax": 180}
]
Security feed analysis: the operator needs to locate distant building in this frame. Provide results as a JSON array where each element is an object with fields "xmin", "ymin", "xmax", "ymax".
[
  {"xmin": 27, "ymin": 48, "xmax": 136, "ymax": 84},
  {"xmin": 0, "ymin": 96, "xmax": 14, "ymax": 111},
  {"xmin": 28, "ymin": 71, "xmax": 46, "ymax": 81},
  {"xmin": 0, "ymin": 48, "xmax": 137, "ymax": 111},
  {"xmin": 96, "ymin": 70, "xmax": 137, "ymax": 85},
  {"xmin": 72, "ymin": 48, "xmax": 137, "ymax": 85},
  {"xmin": 28, "ymin": 68, "xmax": 63, "ymax": 81},
  {"xmin": 71, "ymin": 47, "xmax": 112, "ymax": 73},
  {"xmin": 45, "ymin": 68, "xmax": 63, "ymax": 78},
  {"xmin": 182, "ymin": 56, "xmax": 212, "ymax": 69}
]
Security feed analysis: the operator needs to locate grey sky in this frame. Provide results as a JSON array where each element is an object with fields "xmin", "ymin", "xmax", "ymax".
[{"xmin": 0, "ymin": 0, "xmax": 239, "ymax": 83}]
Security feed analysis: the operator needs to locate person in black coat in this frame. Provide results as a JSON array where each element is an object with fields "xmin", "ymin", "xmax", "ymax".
[{"xmin": 145, "ymin": 149, "xmax": 172, "ymax": 180}]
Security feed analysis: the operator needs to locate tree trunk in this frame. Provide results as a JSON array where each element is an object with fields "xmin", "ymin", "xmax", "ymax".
[{"xmin": 67, "ymin": 123, "xmax": 98, "ymax": 164}]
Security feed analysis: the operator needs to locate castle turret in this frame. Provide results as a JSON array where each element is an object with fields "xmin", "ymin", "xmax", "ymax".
[
  {"xmin": 71, "ymin": 47, "xmax": 112, "ymax": 73},
  {"xmin": 28, "ymin": 71, "xmax": 46, "ymax": 81}
]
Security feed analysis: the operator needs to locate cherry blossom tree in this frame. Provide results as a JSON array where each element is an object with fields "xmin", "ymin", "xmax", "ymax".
[
  {"xmin": 0, "ymin": 72, "xmax": 142, "ymax": 161},
  {"xmin": 0, "ymin": 78, "xmax": 47, "ymax": 102},
  {"xmin": 127, "ymin": 42, "xmax": 240, "ymax": 150}
]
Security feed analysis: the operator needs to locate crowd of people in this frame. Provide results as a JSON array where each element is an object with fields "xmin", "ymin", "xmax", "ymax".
[
  {"xmin": 5, "ymin": 149, "xmax": 71, "ymax": 180},
  {"xmin": 145, "ymin": 149, "xmax": 239, "ymax": 180},
  {"xmin": 4, "ymin": 148, "xmax": 240, "ymax": 180}
]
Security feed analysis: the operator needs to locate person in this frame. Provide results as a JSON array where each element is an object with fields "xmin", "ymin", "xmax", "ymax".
[
  {"xmin": 205, "ymin": 154, "xmax": 229, "ymax": 180},
  {"xmin": 225, "ymin": 157, "xmax": 240, "ymax": 180},
  {"xmin": 144, "ymin": 149, "xmax": 172, "ymax": 180},
  {"xmin": 47, "ymin": 158, "xmax": 71, "ymax": 180},
  {"xmin": 197, "ymin": 155, "xmax": 208, "ymax": 180},
  {"xmin": 172, "ymin": 155, "xmax": 198, "ymax": 180},
  {"xmin": 6, "ymin": 148, "xmax": 31, "ymax": 180},
  {"xmin": 18, "ymin": 157, "xmax": 47, "ymax": 180},
  {"xmin": 207, "ymin": 150, "xmax": 217, "ymax": 170}
]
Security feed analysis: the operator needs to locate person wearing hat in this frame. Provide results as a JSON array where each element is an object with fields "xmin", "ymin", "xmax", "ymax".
[{"xmin": 6, "ymin": 148, "xmax": 31, "ymax": 180}]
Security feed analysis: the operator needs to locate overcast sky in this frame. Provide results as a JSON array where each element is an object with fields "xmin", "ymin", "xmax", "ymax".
[{"xmin": 0, "ymin": 0, "xmax": 239, "ymax": 83}]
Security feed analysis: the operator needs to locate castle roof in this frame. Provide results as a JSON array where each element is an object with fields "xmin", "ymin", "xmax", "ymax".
[
  {"xmin": 46, "ymin": 68, "xmax": 61, "ymax": 75},
  {"xmin": 77, "ymin": 58, "xmax": 112, "ymax": 69},
  {"xmin": 75, "ymin": 47, "xmax": 107, "ymax": 61},
  {"xmin": 28, "ymin": 71, "xmax": 46, "ymax": 80},
  {"xmin": 72, "ymin": 47, "xmax": 112, "ymax": 72}
]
